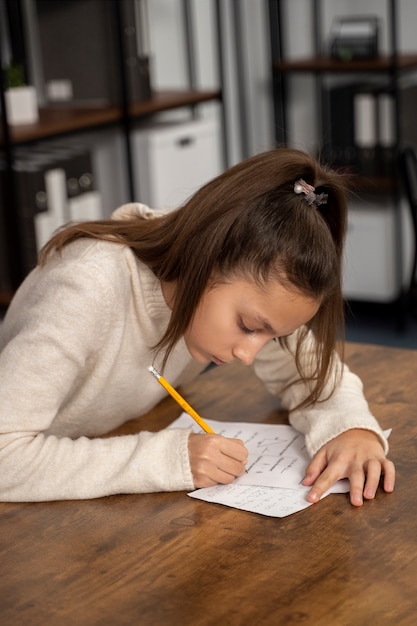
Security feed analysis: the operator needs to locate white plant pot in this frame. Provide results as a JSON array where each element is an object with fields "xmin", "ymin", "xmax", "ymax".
[{"xmin": 4, "ymin": 85, "xmax": 39, "ymax": 125}]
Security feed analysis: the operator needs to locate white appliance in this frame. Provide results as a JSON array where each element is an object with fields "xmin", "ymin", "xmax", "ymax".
[
  {"xmin": 131, "ymin": 117, "xmax": 223, "ymax": 211},
  {"xmin": 343, "ymin": 197, "xmax": 412, "ymax": 302}
]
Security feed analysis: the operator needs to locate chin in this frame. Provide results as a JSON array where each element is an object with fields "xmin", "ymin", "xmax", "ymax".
[
  {"xmin": 195, "ymin": 355, "xmax": 211, "ymax": 364},
  {"xmin": 186, "ymin": 346, "xmax": 210, "ymax": 364}
]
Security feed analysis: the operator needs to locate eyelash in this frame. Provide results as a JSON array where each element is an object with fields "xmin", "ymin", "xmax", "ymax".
[
  {"xmin": 238, "ymin": 319, "xmax": 255, "ymax": 335},
  {"xmin": 239, "ymin": 318, "xmax": 280, "ymax": 342},
  {"xmin": 238, "ymin": 318, "xmax": 281, "ymax": 343}
]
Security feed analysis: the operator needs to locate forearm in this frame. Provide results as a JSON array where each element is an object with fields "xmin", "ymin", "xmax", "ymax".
[
  {"xmin": 0, "ymin": 428, "xmax": 194, "ymax": 502},
  {"xmin": 284, "ymin": 369, "xmax": 388, "ymax": 457},
  {"xmin": 252, "ymin": 335, "xmax": 388, "ymax": 458}
]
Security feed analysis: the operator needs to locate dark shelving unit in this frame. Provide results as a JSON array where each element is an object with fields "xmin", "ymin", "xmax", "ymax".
[
  {"xmin": 0, "ymin": 0, "xmax": 224, "ymax": 307},
  {"xmin": 269, "ymin": 0, "xmax": 417, "ymax": 327}
]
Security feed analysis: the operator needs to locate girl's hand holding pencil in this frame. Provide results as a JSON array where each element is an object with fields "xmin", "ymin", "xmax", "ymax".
[
  {"xmin": 148, "ymin": 366, "xmax": 248, "ymax": 487},
  {"xmin": 188, "ymin": 432, "xmax": 248, "ymax": 488}
]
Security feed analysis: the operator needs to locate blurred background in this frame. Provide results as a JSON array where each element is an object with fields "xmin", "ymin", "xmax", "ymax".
[{"xmin": 1, "ymin": 0, "xmax": 417, "ymax": 348}]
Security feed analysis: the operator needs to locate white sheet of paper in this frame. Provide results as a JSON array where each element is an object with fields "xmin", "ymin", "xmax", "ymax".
[
  {"xmin": 189, "ymin": 483, "xmax": 313, "ymax": 517},
  {"xmin": 169, "ymin": 414, "xmax": 390, "ymax": 517},
  {"xmin": 170, "ymin": 414, "xmax": 348, "ymax": 492}
]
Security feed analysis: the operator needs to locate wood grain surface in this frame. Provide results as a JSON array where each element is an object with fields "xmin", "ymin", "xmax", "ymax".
[{"xmin": 1, "ymin": 343, "xmax": 416, "ymax": 626}]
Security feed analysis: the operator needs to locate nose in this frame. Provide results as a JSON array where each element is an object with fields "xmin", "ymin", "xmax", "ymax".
[{"xmin": 232, "ymin": 338, "xmax": 267, "ymax": 366}]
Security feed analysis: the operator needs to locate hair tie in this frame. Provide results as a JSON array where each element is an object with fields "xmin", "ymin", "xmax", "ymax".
[{"xmin": 294, "ymin": 179, "xmax": 328, "ymax": 207}]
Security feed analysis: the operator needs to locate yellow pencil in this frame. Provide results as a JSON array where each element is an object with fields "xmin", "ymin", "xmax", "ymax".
[{"xmin": 148, "ymin": 365, "xmax": 215, "ymax": 434}]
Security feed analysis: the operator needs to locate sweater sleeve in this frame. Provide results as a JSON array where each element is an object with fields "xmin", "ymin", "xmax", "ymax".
[
  {"xmin": 0, "ymin": 256, "xmax": 194, "ymax": 502},
  {"xmin": 0, "ymin": 427, "xmax": 194, "ymax": 502},
  {"xmin": 251, "ymin": 331, "xmax": 389, "ymax": 458}
]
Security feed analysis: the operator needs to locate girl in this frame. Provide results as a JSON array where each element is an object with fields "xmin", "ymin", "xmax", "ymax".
[{"xmin": 0, "ymin": 148, "xmax": 395, "ymax": 504}]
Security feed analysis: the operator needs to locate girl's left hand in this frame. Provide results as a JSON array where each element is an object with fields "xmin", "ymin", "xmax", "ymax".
[{"xmin": 302, "ymin": 429, "xmax": 396, "ymax": 507}]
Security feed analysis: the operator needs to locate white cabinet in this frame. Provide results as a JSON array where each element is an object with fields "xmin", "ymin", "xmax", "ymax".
[
  {"xmin": 343, "ymin": 197, "xmax": 413, "ymax": 302},
  {"xmin": 132, "ymin": 118, "xmax": 222, "ymax": 210}
]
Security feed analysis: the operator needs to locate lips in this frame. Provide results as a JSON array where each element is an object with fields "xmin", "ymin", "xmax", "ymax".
[{"xmin": 211, "ymin": 356, "xmax": 226, "ymax": 366}]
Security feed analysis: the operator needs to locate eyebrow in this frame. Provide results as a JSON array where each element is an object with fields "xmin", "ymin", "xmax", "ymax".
[{"xmin": 255, "ymin": 316, "xmax": 278, "ymax": 336}]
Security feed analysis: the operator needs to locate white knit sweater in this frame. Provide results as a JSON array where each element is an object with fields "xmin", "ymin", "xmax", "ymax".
[{"xmin": 0, "ymin": 204, "xmax": 388, "ymax": 501}]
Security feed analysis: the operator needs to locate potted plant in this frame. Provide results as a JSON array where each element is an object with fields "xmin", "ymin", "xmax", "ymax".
[{"xmin": 3, "ymin": 62, "xmax": 39, "ymax": 125}]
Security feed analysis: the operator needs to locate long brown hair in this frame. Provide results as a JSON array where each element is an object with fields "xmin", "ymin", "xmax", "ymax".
[{"xmin": 39, "ymin": 148, "xmax": 348, "ymax": 408}]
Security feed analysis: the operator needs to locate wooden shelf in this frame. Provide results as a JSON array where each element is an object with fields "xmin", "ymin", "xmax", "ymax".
[
  {"xmin": 324, "ymin": 166, "xmax": 398, "ymax": 194},
  {"xmin": 350, "ymin": 175, "xmax": 398, "ymax": 194},
  {"xmin": 129, "ymin": 89, "xmax": 222, "ymax": 116},
  {"xmin": 274, "ymin": 53, "xmax": 417, "ymax": 74},
  {"xmin": 1, "ymin": 89, "xmax": 222, "ymax": 146}
]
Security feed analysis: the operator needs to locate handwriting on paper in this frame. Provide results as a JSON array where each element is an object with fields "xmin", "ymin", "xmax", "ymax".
[
  {"xmin": 169, "ymin": 415, "xmax": 390, "ymax": 517},
  {"xmin": 170, "ymin": 415, "xmax": 311, "ymax": 489},
  {"xmin": 188, "ymin": 483, "xmax": 313, "ymax": 517}
]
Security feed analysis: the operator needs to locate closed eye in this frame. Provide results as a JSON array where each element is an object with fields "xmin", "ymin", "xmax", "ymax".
[{"xmin": 238, "ymin": 319, "xmax": 256, "ymax": 334}]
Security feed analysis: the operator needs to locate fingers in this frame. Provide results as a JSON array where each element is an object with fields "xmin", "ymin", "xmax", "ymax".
[
  {"xmin": 302, "ymin": 450, "xmax": 328, "ymax": 486},
  {"xmin": 305, "ymin": 466, "xmax": 339, "ymax": 505},
  {"xmin": 348, "ymin": 464, "xmax": 368, "ymax": 506},
  {"xmin": 305, "ymin": 462, "xmax": 366, "ymax": 506},
  {"xmin": 382, "ymin": 458, "xmax": 396, "ymax": 493},
  {"xmin": 188, "ymin": 433, "xmax": 249, "ymax": 488},
  {"xmin": 220, "ymin": 437, "xmax": 248, "ymax": 463},
  {"xmin": 343, "ymin": 458, "xmax": 395, "ymax": 506},
  {"xmin": 305, "ymin": 454, "xmax": 396, "ymax": 507},
  {"xmin": 362, "ymin": 459, "xmax": 383, "ymax": 501}
]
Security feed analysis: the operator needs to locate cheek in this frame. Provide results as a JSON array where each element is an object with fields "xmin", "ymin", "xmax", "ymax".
[
  {"xmin": 187, "ymin": 300, "xmax": 229, "ymax": 345},
  {"xmin": 193, "ymin": 307, "xmax": 220, "ymax": 340},
  {"xmin": 183, "ymin": 308, "xmax": 211, "ymax": 347}
]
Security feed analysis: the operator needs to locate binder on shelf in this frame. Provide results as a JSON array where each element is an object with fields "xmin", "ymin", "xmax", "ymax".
[
  {"xmin": 29, "ymin": 144, "xmax": 103, "ymax": 223},
  {"xmin": 10, "ymin": 144, "xmax": 102, "ymax": 276},
  {"xmin": 62, "ymin": 147, "xmax": 102, "ymax": 223},
  {"xmin": 67, "ymin": 153, "xmax": 102, "ymax": 223},
  {"xmin": 324, "ymin": 78, "xmax": 417, "ymax": 179},
  {"xmin": 376, "ymin": 90, "xmax": 396, "ymax": 177},
  {"xmin": 324, "ymin": 80, "xmax": 398, "ymax": 178},
  {"xmin": 12, "ymin": 157, "xmax": 49, "ymax": 274},
  {"xmin": 1, "ymin": 155, "xmax": 48, "ymax": 285},
  {"xmin": 37, "ymin": 166, "xmax": 68, "ymax": 252},
  {"xmin": 322, "ymin": 82, "xmax": 359, "ymax": 170},
  {"xmin": 353, "ymin": 87, "xmax": 378, "ymax": 178},
  {"xmin": 14, "ymin": 148, "xmax": 68, "ymax": 254},
  {"xmin": 398, "ymin": 83, "xmax": 417, "ymax": 150},
  {"xmin": 67, "ymin": 150, "xmax": 101, "ymax": 223}
]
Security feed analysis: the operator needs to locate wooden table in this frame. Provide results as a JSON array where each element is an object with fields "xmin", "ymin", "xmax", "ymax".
[{"xmin": 1, "ymin": 343, "xmax": 416, "ymax": 625}]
